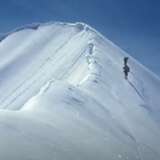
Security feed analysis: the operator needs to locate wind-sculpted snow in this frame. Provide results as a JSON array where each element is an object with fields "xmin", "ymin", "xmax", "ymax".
[{"xmin": 0, "ymin": 22, "xmax": 160, "ymax": 160}]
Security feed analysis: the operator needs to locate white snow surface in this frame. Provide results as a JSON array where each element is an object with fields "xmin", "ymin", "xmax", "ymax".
[{"xmin": 0, "ymin": 22, "xmax": 160, "ymax": 160}]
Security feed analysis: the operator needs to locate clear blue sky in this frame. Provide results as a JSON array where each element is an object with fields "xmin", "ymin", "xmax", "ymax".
[{"xmin": 0, "ymin": 0, "xmax": 160, "ymax": 76}]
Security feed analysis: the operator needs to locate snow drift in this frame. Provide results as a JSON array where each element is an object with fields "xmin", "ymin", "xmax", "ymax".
[{"xmin": 0, "ymin": 22, "xmax": 160, "ymax": 160}]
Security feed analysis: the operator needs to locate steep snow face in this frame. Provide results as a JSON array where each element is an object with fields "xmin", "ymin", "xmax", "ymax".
[{"xmin": 0, "ymin": 22, "xmax": 160, "ymax": 160}]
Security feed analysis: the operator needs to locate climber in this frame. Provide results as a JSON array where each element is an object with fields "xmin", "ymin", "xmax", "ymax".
[
  {"xmin": 123, "ymin": 57, "xmax": 130, "ymax": 79},
  {"xmin": 123, "ymin": 64, "xmax": 130, "ymax": 79}
]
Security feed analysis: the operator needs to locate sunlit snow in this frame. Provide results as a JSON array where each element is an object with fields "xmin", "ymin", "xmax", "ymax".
[{"xmin": 0, "ymin": 22, "xmax": 160, "ymax": 160}]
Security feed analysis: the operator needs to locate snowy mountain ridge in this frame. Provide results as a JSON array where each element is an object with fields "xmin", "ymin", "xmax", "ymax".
[
  {"xmin": 1, "ymin": 20, "xmax": 160, "ymax": 80},
  {"xmin": 0, "ymin": 22, "xmax": 160, "ymax": 160}
]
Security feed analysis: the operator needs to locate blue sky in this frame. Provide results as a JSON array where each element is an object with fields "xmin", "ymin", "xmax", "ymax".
[{"xmin": 0, "ymin": 0, "xmax": 160, "ymax": 76}]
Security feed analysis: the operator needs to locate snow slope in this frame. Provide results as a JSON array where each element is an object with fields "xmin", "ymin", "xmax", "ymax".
[{"xmin": 0, "ymin": 22, "xmax": 160, "ymax": 160}]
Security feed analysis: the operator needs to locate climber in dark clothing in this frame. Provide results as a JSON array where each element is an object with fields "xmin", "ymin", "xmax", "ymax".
[
  {"xmin": 123, "ymin": 64, "xmax": 130, "ymax": 79},
  {"xmin": 123, "ymin": 57, "xmax": 130, "ymax": 79}
]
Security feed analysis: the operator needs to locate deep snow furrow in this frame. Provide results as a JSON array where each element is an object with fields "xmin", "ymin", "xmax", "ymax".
[
  {"xmin": 0, "ymin": 30, "xmax": 81, "ymax": 109},
  {"xmin": 0, "ymin": 31, "xmax": 71, "ymax": 100},
  {"xmin": 0, "ymin": 29, "xmax": 91, "ymax": 110}
]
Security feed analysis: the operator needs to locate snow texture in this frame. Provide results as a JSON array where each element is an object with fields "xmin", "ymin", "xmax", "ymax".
[{"xmin": 0, "ymin": 22, "xmax": 160, "ymax": 160}]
